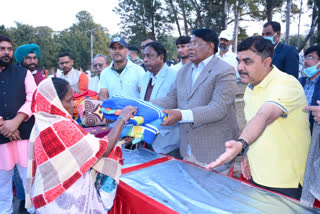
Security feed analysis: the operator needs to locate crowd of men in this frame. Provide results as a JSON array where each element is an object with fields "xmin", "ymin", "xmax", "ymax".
[{"xmin": 1, "ymin": 20, "xmax": 320, "ymax": 213}]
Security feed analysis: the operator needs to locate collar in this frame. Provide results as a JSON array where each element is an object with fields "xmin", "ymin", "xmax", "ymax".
[
  {"xmin": 274, "ymin": 42, "xmax": 282, "ymax": 52},
  {"xmin": 217, "ymin": 50, "xmax": 232, "ymax": 57},
  {"xmin": 32, "ymin": 70, "xmax": 38, "ymax": 75},
  {"xmin": 192, "ymin": 55, "xmax": 214, "ymax": 69},
  {"xmin": 0, "ymin": 66, "xmax": 3, "ymax": 72},
  {"xmin": 150, "ymin": 63, "xmax": 168, "ymax": 85},
  {"xmin": 64, "ymin": 68, "xmax": 75, "ymax": 76},
  {"xmin": 307, "ymin": 74, "xmax": 320, "ymax": 83},
  {"xmin": 248, "ymin": 66, "xmax": 278, "ymax": 90}
]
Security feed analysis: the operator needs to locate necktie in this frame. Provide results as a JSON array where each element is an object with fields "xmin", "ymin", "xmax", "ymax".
[{"xmin": 144, "ymin": 78, "xmax": 154, "ymax": 101}]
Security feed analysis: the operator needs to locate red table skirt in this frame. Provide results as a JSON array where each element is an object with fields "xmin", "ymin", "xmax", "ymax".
[{"xmin": 109, "ymin": 181, "xmax": 178, "ymax": 214}]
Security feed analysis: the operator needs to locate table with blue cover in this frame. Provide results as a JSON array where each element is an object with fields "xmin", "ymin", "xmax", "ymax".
[{"xmin": 109, "ymin": 147, "xmax": 320, "ymax": 214}]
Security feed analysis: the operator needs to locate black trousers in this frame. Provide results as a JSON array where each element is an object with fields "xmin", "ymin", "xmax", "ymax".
[{"xmin": 250, "ymin": 179, "xmax": 302, "ymax": 200}]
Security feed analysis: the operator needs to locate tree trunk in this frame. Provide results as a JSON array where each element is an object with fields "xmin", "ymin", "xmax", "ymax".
[
  {"xmin": 298, "ymin": 15, "xmax": 318, "ymax": 52},
  {"xmin": 233, "ymin": 3, "xmax": 239, "ymax": 53},
  {"xmin": 222, "ymin": 0, "xmax": 228, "ymax": 30},
  {"xmin": 317, "ymin": 0, "xmax": 320, "ymax": 44},
  {"xmin": 191, "ymin": 0, "xmax": 203, "ymax": 28},
  {"xmin": 297, "ymin": 0, "xmax": 303, "ymax": 48},
  {"xmin": 266, "ymin": 1, "xmax": 273, "ymax": 21},
  {"xmin": 151, "ymin": 0, "xmax": 155, "ymax": 39},
  {"xmin": 285, "ymin": 0, "xmax": 291, "ymax": 45},
  {"xmin": 168, "ymin": 0, "xmax": 181, "ymax": 36},
  {"xmin": 180, "ymin": 0, "xmax": 189, "ymax": 36},
  {"xmin": 310, "ymin": 0, "xmax": 319, "ymax": 46}
]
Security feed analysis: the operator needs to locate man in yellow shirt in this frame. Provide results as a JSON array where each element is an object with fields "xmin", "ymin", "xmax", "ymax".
[{"xmin": 206, "ymin": 36, "xmax": 310, "ymax": 200}]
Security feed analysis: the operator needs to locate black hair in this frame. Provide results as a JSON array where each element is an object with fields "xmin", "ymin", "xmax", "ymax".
[
  {"xmin": 142, "ymin": 38, "xmax": 154, "ymax": 42},
  {"xmin": 191, "ymin": 28, "xmax": 219, "ymax": 54},
  {"xmin": 128, "ymin": 46, "xmax": 140, "ymax": 54},
  {"xmin": 145, "ymin": 42, "xmax": 167, "ymax": 62},
  {"xmin": 263, "ymin": 21, "xmax": 281, "ymax": 33},
  {"xmin": 51, "ymin": 78, "xmax": 70, "ymax": 100},
  {"xmin": 305, "ymin": 45, "xmax": 320, "ymax": 58},
  {"xmin": 0, "ymin": 34, "xmax": 12, "ymax": 44},
  {"xmin": 176, "ymin": 36, "xmax": 191, "ymax": 45},
  {"xmin": 58, "ymin": 52, "xmax": 72, "ymax": 60},
  {"xmin": 238, "ymin": 36, "xmax": 274, "ymax": 60}
]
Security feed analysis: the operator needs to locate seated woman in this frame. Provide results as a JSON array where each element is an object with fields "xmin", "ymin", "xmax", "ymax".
[{"xmin": 25, "ymin": 78, "xmax": 137, "ymax": 213}]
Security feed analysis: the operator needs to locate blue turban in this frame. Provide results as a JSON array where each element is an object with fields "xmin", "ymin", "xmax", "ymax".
[{"xmin": 14, "ymin": 44, "xmax": 40, "ymax": 65}]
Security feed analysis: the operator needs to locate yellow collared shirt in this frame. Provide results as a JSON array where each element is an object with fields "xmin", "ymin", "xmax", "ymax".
[{"xmin": 244, "ymin": 66, "xmax": 311, "ymax": 188}]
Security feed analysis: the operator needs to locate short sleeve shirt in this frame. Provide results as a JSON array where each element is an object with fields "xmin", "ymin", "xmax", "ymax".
[
  {"xmin": 244, "ymin": 66, "xmax": 311, "ymax": 188},
  {"xmin": 100, "ymin": 60, "xmax": 145, "ymax": 98}
]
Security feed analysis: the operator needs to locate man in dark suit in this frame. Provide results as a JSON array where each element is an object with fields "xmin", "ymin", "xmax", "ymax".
[
  {"xmin": 262, "ymin": 21, "xmax": 299, "ymax": 79},
  {"xmin": 152, "ymin": 29, "xmax": 239, "ymax": 174}
]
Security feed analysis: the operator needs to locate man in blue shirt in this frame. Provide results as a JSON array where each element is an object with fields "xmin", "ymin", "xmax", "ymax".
[
  {"xmin": 99, "ymin": 37, "xmax": 145, "ymax": 100},
  {"xmin": 262, "ymin": 21, "xmax": 299, "ymax": 79},
  {"xmin": 299, "ymin": 45, "xmax": 320, "ymax": 133}
]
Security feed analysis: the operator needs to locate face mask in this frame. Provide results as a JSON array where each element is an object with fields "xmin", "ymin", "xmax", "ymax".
[
  {"xmin": 264, "ymin": 33, "xmax": 277, "ymax": 45},
  {"xmin": 304, "ymin": 62, "xmax": 320, "ymax": 78}
]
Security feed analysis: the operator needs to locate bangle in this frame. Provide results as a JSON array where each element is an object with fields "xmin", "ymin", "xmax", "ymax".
[{"xmin": 118, "ymin": 116, "xmax": 127, "ymax": 126}]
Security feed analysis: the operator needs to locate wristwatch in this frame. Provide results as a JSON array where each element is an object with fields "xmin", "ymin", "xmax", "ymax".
[{"xmin": 237, "ymin": 139, "xmax": 249, "ymax": 156}]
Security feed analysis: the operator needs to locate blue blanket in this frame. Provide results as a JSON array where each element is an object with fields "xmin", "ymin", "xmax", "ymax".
[{"xmin": 101, "ymin": 96, "xmax": 167, "ymax": 144}]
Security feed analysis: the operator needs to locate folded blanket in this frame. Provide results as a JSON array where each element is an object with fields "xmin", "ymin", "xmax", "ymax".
[{"xmin": 101, "ymin": 96, "xmax": 167, "ymax": 144}]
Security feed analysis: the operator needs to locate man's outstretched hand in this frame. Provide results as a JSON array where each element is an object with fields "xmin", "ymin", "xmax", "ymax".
[{"xmin": 205, "ymin": 140, "xmax": 242, "ymax": 170}]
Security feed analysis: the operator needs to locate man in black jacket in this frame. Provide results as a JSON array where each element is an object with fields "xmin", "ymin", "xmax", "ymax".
[
  {"xmin": 0, "ymin": 34, "xmax": 37, "ymax": 213},
  {"xmin": 262, "ymin": 21, "xmax": 299, "ymax": 79}
]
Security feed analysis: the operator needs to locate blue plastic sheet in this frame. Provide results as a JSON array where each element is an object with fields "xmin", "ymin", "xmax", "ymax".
[
  {"xmin": 120, "ymin": 159, "xmax": 320, "ymax": 214},
  {"xmin": 122, "ymin": 147, "xmax": 165, "ymax": 169}
]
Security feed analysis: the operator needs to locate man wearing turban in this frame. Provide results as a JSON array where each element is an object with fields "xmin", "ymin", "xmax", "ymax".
[{"xmin": 14, "ymin": 43, "xmax": 45, "ymax": 85}]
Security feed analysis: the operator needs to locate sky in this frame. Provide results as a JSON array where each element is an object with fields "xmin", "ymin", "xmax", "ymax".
[
  {"xmin": 1, "ymin": 0, "xmax": 121, "ymax": 34},
  {"xmin": 0, "ymin": 0, "xmax": 313, "ymax": 37}
]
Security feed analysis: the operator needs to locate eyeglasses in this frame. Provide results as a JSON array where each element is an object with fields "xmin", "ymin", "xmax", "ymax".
[
  {"xmin": 24, "ymin": 56, "xmax": 37, "ymax": 61},
  {"xmin": 59, "ymin": 61, "xmax": 71, "ymax": 66},
  {"xmin": 93, "ymin": 63, "xmax": 105, "ymax": 68},
  {"xmin": 187, "ymin": 41, "xmax": 207, "ymax": 48},
  {"xmin": 305, "ymin": 55, "xmax": 320, "ymax": 61}
]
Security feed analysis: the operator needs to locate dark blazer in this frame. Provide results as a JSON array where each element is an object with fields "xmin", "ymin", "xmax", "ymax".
[
  {"xmin": 152, "ymin": 56, "xmax": 239, "ymax": 163},
  {"xmin": 299, "ymin": 76, "xmax": 320, "ymax": 133},
  {"xmin": 273, "ymin": 42, "xmax": 299, "ymax": 79}
]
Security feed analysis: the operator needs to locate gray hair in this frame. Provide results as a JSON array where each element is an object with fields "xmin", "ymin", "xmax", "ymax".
[{"xmin": 94, "ymin": 54, "xmax": 109, "ymax": 64}]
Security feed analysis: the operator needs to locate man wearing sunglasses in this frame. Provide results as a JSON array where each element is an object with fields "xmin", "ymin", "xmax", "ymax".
[{"xmin": 89, "ymin": 54, "xmax": 109, "ymax": 93}]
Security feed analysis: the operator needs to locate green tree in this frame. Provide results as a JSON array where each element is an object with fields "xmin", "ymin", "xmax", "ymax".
[
  {"xmin": 56, "ymin": 11, "xmax": 111, "ymax": 70},
  {"xmin": 114, "ymin": 0, "xmax": 173, "ymax": 45}
]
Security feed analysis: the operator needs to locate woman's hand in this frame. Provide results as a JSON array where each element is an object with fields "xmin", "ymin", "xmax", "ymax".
[{"xmin": 120, "ymin": 105, "xmax": 137, "ymax": 121}]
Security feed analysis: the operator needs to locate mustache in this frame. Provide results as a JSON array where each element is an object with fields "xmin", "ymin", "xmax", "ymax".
[
  {"xmin": 27, "ymin": 63, "xmax": 37, "ymax": 67},
  {"xmin": 239, "ymin": 71, "xmax": 248, "ymax": 75},
  {"xmin": 1, "ymin": 54, "xmax": 11, "ymax": 59}
]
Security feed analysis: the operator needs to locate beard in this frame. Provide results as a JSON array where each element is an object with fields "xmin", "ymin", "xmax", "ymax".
[
  {"xmin": 0, "ymin": 55, "xmax": 13, "ymax": 67},
  {"xmin": 22, "ymin": 62, "xmax": 38, "ymax": 72},
  {"xmin": 178, "ymin": 53, "xmax": 189, "ymax": 59},
  {"xmin": 219, "ymin": 43, "xmax": 229, "ymax": 52}
]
